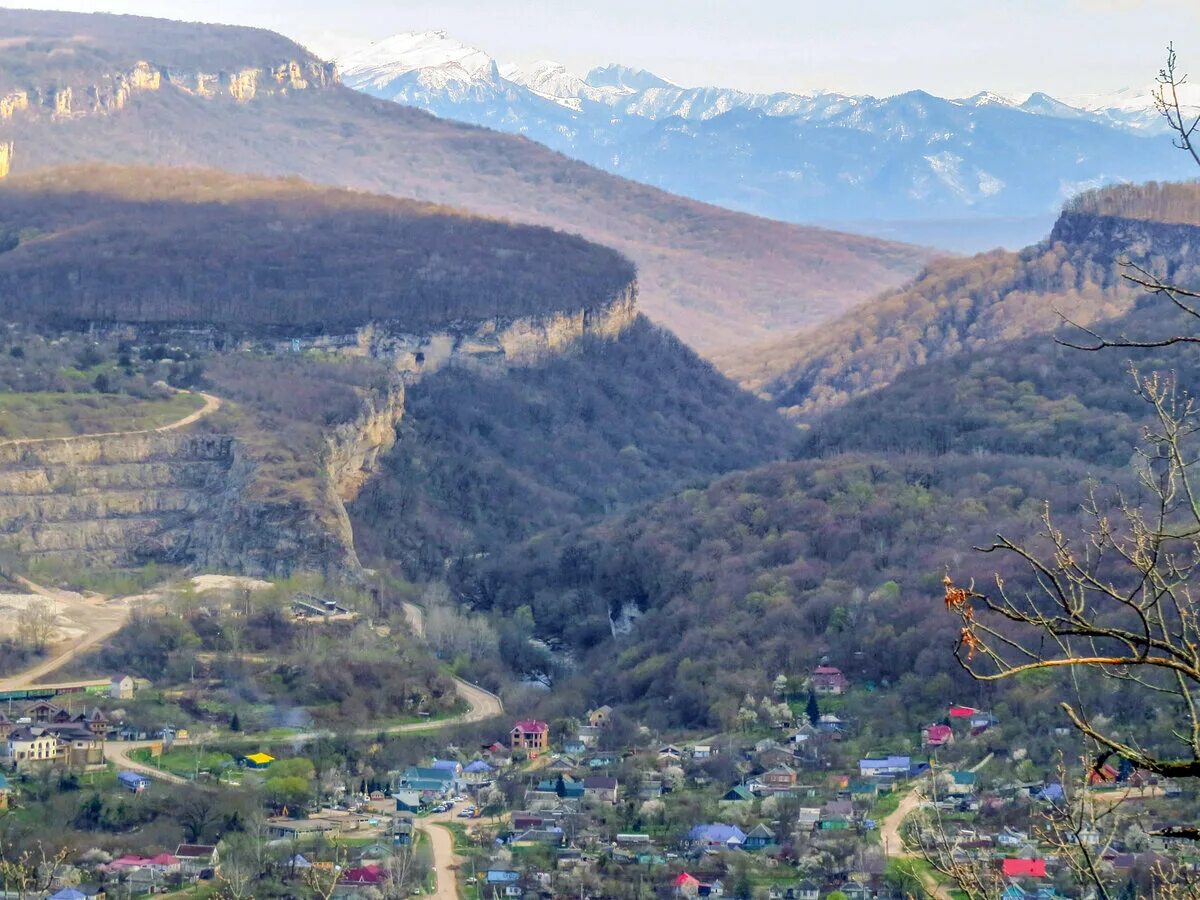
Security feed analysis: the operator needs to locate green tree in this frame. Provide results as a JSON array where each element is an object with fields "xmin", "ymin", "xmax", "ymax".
[{"xmin": 805, "ymin": 689, "xmax": 820, "ymax": 727}]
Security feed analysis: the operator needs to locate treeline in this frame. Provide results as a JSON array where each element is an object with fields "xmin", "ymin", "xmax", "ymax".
[
  {"xmin": 0, "ymin": 166, "xmax": 636, "ymax": 333},
  {"xmin": 1065, "ymin": 179, "xmax": 1200, "ymax": 226}
]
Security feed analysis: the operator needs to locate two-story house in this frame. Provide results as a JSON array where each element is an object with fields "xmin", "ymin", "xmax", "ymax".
[{"xmin": 510, "ymin": 719, "xmax": 550, "ymax": 754}]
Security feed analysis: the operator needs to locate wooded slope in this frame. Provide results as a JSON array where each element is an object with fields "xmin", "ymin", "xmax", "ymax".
[{"xmin": 0, "ymin": 166, "xmax": 635, "ymax": 331}]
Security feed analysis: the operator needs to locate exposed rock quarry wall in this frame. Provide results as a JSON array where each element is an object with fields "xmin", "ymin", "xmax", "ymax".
[
  {"xmin": 0, "ymin": 434, "xmax": 234, "ymax": 566},
  {"xmin": 0, "ymin": 283, "xmax": 639, "ymax": 578}
]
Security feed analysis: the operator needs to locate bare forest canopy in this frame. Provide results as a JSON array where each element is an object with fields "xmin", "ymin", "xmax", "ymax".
[
  {"xmin": 0, "ymin": 165, "xmax": 636, "ymax": 331},
  {"xmin": 725, "ymin": 180, "xmax": 1200, "ymax": 415},
  {"xmin": 0, "ymin": 8, "xmax": 319, "ymax": 90},
  {"xmin": 1065, "ymin": 179, "xmax": 1200, "ymax": 225},
  {"xmin": 0, "ymin": 8, "xmax": 931, "ymax": 352},
  {"xmin": 349, "ymin": 319, "xmax": 801, "ymax": 576}
]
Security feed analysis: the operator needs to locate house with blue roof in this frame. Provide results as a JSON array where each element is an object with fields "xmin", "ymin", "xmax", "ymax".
[
  {"xmin": 687, "ymin": 823, "xmax": 747, "ymax": 851},
  {"xmin": 430, "ymin": 759, "xmax": 462, "ymax": 776},
  {"xmin": 463, "ymin": 759, "xmax": 493, "ymax": 783}
]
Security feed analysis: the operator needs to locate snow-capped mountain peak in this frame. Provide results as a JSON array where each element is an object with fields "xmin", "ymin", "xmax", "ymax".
[
  {"xmin": 585, "ymin": 63, "xmax": 677, "ymax": 92},
  {"xmin": 499, "ymin": 59, "xmax": 621, "ymax": 108},
  {"xmin": 959, "ymin": 91, "xmax": 1019, "ymax": 108},
  {"xmin": 339, "ymin": 28, "xmax": 1195, "ymax": 250},
  {"xmin": 338, "ymin": 30, "xmax": 499, "ymax": 92}
]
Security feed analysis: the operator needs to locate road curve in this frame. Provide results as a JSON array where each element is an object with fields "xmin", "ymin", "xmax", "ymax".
[
  {"xmin": 0, "ymin": 588, "xmax": 152, "ymax": 692},
  {"xmin": 0, "ymin": 390, "xmax": 221, "ymax": 448},
  {"xmin": 879, "ymin": 778, "xmax": 954, "ymax": 900}
]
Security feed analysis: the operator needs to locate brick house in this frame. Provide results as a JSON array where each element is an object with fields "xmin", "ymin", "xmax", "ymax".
[{"xmin": 511, "ymin": 720, "xmax": 550, "ymax": 753}]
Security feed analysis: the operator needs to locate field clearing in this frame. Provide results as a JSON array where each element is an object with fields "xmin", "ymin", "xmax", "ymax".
[
  {"xmin": 0, "ymin": 591, "xmax": 87, "ymax": 641},
  {"xmin": 0, "ymin": 390, "xmax": 205, "ymax": 440}
]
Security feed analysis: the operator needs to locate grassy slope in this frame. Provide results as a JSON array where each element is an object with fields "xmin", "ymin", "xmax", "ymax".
[{"xmin": 0, "ymin": 390, "xmax": 203, "ymax": 440}]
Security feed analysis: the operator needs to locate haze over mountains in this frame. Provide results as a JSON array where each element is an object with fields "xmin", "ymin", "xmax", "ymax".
[
  {"xmin": 0, "ymin": 9, "xmax": 928, "ymax": 352},
  {"xmin": 341, "ymin": 30, "xmax": 1200, "ymax": 251}
]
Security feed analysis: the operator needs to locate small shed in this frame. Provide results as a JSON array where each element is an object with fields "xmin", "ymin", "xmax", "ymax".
[
  {"xmin": 118, "ymin": 771, "xmax": 151, "ymax": 793},
  {"xmin": 244, "ymin": 752, "xmax": 275, "ymax": 769}
]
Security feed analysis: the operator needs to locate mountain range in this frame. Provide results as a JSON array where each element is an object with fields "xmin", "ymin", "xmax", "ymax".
[
  {"xmin": 341, "ymin": 31, "xmax": 1200, "ymax": 251},
  {"xmin": 0, "ymin": 9, "xmax": 927, "ymax": 352}
]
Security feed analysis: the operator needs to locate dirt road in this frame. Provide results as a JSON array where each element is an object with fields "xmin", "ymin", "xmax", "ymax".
[
  {"xmin": 0, "ymin": 587, "xmax": 149, "ymax": 691},
  {"xmin": 0, "ymin": 389, "xmax": 222, "ymax": 691},
  {"xmin": 879, "ymin": 779, "xmax": 954, "ymax": 900},
  {"xmin": 414, "ymin": 811, "xmax": 463, "ymax": 900},
  {"xmin": 0, "ymin": 390, "xmax": 221, "ymax": 448},
  {"xmin": 106, "ymin": 740, "xmax": 190, "ymax": 785}
]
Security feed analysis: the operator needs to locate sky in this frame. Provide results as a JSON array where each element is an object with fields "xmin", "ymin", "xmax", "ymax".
[{"xmin": 9, "ymin": 0, "xmax": 1200, "ymax": 98}]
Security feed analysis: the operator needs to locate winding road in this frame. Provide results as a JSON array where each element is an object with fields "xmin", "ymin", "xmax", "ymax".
[{"xmin": 0, "ymin": 391, "xmax": 502, "ymax": 898}]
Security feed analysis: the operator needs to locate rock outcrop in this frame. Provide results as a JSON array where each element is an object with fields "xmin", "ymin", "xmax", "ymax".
[
  {"xmin": 300, "ymin": 282, "xmax": 640, "ymax": 375},
  {"xmin": 0, "ymin": 434, "xmax": 235, "ymax": 566},
  {"xmin": 1, "ymin": 58, "xmax": 340, "ymax": 122},
  {"xmin": 0, "ymin": 142, "xmax": 11, "ymax": 180},
  {"xmin": 0, "ymin": 282, "xmax": 639, "ymax": 579}
]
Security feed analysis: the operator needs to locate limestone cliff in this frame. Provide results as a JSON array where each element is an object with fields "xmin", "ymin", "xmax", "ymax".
[
  {"xmin": 303, "ymin": 282, "xmax": 640, "ymax": 375},
  {"xmin": 326, "ymin": 382, "xmax": 406, "ymax": 504},
  {"xmin": 0, "ymin": 282, "xmax": 639, "ymax": 578},
  {"xmin": 0, "ymin": 57, "xmax": 337, "ymax": 125}
]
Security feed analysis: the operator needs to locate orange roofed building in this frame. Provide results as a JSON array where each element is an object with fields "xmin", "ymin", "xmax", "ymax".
[{"xmin": 511, "ymin": 719, "xmax": 550, "ymax": 753}]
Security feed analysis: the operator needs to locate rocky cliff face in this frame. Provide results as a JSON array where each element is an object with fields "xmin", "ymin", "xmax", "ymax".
[
  {"xmin": 0, "ymin": 58, "xmax": 337, "ymax": 120},
  {"xmin": 0, "ymin": 433, "xmax": 235, "ymax": 566},
  {"xmin": 0, "ymin": 283, "xmax": 639, "ymax": 579},
  {"xmin": 1050, "ymin": 211, "xmax": 1200, "ymax": 280},
  {"xmin": 302, "ymin": 282, "xmax": 640, "ymax": 374},
  {"xmin": 0, "ymin": 57, "xmax": 338, "ymax": 178}
]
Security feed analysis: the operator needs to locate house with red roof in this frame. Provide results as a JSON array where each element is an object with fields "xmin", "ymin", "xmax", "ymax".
[
  {"xmin": 1001, "ymin": 858, "xmax": 1046, "ymax": 879},
  {"xmin": 672, "ymin": 873, "xmax": 702, "ymax": 897},
  {"xmin": 338, "ymin": 859, "xmax": 384, "ymax": 897},
  {"xmin": 811, "ymin": 666, "xmax": 849, "ymax": 695},
  {"xmin": 510, "ymin": 719, "xmax": 550, "ymax": 753},
  {"xmin": 949, "ymin": 705, "xmax": 978, "ymax": 718},
  {"xmin": 923, "ymin": 724, "xmax": 954, "ymax": 747}
]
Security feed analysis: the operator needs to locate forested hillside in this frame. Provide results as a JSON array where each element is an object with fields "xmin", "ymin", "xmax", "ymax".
[
  {"xmin": 350, "ymin": 319, "xmax": 800, "ymax": 574},
  {"xmin": 0, "ymin": 9, "xmax": 930, "ymax": 350},
  {"xmin": 0, "ymin": 166, "xmax": 634, "ymax": 331},
  {"xmin": 451, "ymin": 453, "xmax": 1118, "ymax": 728},
  {"xmin": 442, "ymin": 181, "xmax": 1200, "ymax": 731},
  {"xmin": 725, "ymin": 182, "xmax": 1200, "ymax": 415},
  {"xmin": 0, "ymin": 9, "xmax": 314, "ymax": 85}
]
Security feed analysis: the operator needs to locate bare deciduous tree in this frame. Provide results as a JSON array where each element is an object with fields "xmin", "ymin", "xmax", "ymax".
[
  {"xmin": 945, "ymin": 45, "xmax": 1200, "ymax": 806},
  {"xmin": 15, "ymin": 600, "xmax": 55, "ymax": 653}
]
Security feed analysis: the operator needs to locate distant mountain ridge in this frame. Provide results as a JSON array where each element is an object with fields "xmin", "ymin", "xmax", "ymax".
[
  {"xmin": 0, "ymin": 9, "xmax": 930, "ymax": 353},
  {"xmin": 340, "ymin": 31, "xmax": 1199, "ymax": 249},
  {"xmin": 727, "ymin": 181, "xmax": 1200, "ymax": 419}
]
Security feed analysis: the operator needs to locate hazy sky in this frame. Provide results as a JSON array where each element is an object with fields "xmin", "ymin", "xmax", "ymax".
[{"xmin": 11, "ymin": 0, "xmax": 1200, "ymax": 97}]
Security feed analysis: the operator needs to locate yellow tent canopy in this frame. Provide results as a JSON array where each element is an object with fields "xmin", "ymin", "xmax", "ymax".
[{"xmin": 245, "ymin": 752, "xmax": 275, "ymax": 766}]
